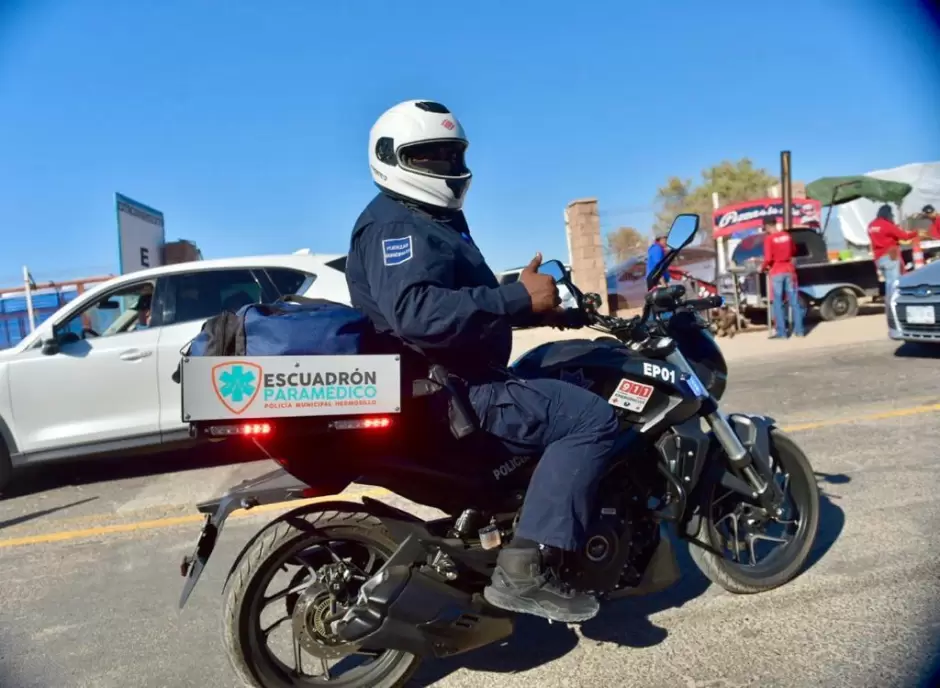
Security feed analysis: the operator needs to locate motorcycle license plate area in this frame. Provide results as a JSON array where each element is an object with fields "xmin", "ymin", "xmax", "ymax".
[
  {"xmin": 905, "ymin": 305, "xmax": 936, "ymax": 325},
  {"xmin": 180, "ymin": 355, "xmax": 402, "ymax": 421},
  {"xmin": 179, "ymin": 468, "xmax": 310, "ymax": 608}
]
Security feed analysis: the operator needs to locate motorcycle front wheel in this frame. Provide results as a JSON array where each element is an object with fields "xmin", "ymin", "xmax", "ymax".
[
  {"xmin": 221, "ymin": 509, "xmax": 421, "ymax": 688},
  {"xmin": 688, "ymin": 429, "xmax": 821, "ymax": 593}
]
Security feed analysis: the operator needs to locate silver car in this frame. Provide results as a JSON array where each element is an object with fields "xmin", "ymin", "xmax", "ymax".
[{"xmin": 888, "ymin": 260, "xmax": 940, "ymax": 343}]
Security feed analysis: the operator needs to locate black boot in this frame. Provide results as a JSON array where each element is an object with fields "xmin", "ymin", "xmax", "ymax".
[{"xmin": 483, "ymin": 546, "xmax": 599, "ymax": 623}]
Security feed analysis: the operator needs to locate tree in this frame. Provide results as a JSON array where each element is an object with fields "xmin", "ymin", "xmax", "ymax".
[
  {"xmin": 606, "ymin": 226, "xmax": 646, "ymax": 263},
  {"xmin": 653, "ymin": 159, "xmax": 778, "ymax": 243}
]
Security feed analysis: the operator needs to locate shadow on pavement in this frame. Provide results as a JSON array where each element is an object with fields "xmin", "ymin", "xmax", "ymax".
[
  {"xmin": 804, "ymin": 472, "xmax": 848, "ymax": 573},
  {"xmin": 0, "ymin": 496, "xmax": 98, "ymax": 531},
  {"xmin": 3, "ymin": 443, "xmax": 267, "ymax": 500},
  {"xmin": 919, "ymin": 640, "xmax": 940, "ymax": 688},
  {"xmin": 893, "ymin": 342, "xmax": 940, "ymax": 359},
  {"xmin": 410, "ymin": 473, "xmax": 849, "ymax": 685},
  {"xmin": 410, "ymin": 538, "xmax": 711, "ymax": 686}
]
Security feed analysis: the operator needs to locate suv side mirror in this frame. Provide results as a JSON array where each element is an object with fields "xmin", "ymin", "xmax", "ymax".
[{"xmin": 41, "ymin": 338, "xmax": 60, "ymax": 355}]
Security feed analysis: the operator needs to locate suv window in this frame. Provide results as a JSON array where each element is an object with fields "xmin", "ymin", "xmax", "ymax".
[
  {"xmin": 265, "ymin": 268, "xmax": 314, "ymax": 298},
  {"xmin": 160, "ymin": 269, "xmax": 264, "ymax": 325},
  {"xmin": 55, "ymin": 279, "xmax": 159, "ymax": 344}
]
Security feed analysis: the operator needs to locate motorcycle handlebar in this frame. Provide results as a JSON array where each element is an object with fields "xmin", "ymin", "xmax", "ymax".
[
  {"xmin": 683, "ymin": 295, "xmax": 724, "ymax": 311},
  {"xmin": 647, "ymin": 284, "xmax": 687, "ymax": 307}
]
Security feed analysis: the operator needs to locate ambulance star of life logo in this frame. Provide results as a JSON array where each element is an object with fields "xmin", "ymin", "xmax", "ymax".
[{"xmin": 212, "ymin": 361, "xmax": 262, "ymax": 415}]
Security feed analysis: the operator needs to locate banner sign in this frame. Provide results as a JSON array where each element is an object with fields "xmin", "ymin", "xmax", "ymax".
[{"xmin": 713, "ymin": 197, "xmax": 822, "ymax": 239}]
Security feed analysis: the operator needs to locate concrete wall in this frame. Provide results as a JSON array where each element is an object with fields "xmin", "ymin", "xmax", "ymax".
[{"xmin": 564, "ymin": 198, "xmax": 610, "ymax": 315}]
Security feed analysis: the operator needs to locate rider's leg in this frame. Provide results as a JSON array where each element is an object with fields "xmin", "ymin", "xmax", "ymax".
[{"xmin": 468, "ymin": 377, "xmax": 620, "ymax": 623}]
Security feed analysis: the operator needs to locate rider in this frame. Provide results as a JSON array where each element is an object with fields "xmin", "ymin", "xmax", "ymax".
[{"xmin": 345, "ymin": 100, "xmax": 621, "ymax": 624}]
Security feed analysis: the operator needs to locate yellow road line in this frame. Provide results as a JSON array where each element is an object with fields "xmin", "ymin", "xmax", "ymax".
[
  {"xmin": 1, "ymin": 402, "xmax": 938, "ymax": 550},
  {"xmin": 0, "ymin": 486, "xmax": 391, "ymax": 550},
  {"xmin": 781, "ymin": 402, "xmax": 940, "ymax": 432}
]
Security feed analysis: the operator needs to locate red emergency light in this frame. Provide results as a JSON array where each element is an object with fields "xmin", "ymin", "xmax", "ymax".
[
  {"xmin": 332, "ymin": 417, "xmax": 393, "ymax": 431},
  {"xmin": 207, "ymin": 423, "xmax": 272, "ymax": 438}
]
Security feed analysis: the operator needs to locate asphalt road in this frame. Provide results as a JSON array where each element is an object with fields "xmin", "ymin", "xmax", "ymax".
[{"xmin": 1, "ymin": 337, "xmax": 939, "ymax": 688}]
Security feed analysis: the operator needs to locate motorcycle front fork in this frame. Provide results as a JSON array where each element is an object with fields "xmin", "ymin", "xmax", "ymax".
[
  {"xmin": 665, "ymin": 348, "xmax": 784, "ymax": 513},
  {"xmin": 705, "ymin": 410, "xmax": 785, "ymax": 513}
]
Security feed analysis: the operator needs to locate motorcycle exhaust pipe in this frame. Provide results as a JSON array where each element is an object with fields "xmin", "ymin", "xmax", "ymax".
[{"xmin": 334, "ymin": 564, "xmax": 514, "ymax": 659}]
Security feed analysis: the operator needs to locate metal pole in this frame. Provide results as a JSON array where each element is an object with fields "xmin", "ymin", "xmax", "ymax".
[
  {"xmin": 22, "ymin": 265, "xmax": 37, "ymax": 333},
  {"xmin": 780, "ymin": 151, "xmax": 793, "ymax": 230},
  {"xmin": 712, "ymin": 192, "xmax": 725, "ymax": 277}
]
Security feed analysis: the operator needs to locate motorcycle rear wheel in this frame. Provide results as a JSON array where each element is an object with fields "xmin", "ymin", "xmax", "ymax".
[
  {"xmin": 688, "ymin": 429, "xmax": 820, "ymax": 593},
  {"xmin": 221, "ymin": 508, "xmax": 420, "ymax": 688}
]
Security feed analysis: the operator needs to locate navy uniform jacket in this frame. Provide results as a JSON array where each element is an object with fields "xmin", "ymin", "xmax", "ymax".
[{"xmin": 346, "ymin": 192, "xmax": 534, "ymax": 379}]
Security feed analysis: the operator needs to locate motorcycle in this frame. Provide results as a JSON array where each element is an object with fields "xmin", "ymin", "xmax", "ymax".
[{"xmin": 177, "ymin": 213, "xmax": 820, "ymax": 687}]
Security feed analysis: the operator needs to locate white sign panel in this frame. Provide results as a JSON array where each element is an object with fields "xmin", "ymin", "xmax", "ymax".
[
  {"xmin": 181, "ymin": 355, "xmax": 402, "ymax": 421},
  {"xmin": 116, "ymin": 193, "xmax": 166, "ymax": 274}
]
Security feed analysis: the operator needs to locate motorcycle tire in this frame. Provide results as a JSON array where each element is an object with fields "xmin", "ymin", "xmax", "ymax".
[
  {"xmin": 688, "ymin": 429, "xmax": 820, "ymax": 594},
  {"xmin": 221, "ymin": 508, "xmax": 421, "ymax": 688}
]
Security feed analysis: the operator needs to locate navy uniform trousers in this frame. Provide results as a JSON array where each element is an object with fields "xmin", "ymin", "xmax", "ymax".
[{"xmin": 468, "ymin": 377, "xmax": 621, "ymax": 551}]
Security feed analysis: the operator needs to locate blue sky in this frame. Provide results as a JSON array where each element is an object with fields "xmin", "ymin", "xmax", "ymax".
[{"xmin": 1, "ymin": 0, "xmax": 938, "ymax": 285}]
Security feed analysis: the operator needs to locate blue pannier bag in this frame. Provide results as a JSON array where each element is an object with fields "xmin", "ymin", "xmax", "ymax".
[{"xmin": 186, "ymin": 295, "xmax": 377, "ymax": 358}]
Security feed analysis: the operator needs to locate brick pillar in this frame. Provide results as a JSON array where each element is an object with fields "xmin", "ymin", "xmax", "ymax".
[{"xmin": 564, "ymin": 198, "xmax": 609, "ymax": 315}]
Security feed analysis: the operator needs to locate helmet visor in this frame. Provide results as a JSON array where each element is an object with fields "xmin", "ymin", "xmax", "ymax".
[{"xmin": 398, "ymin": 140, "xmax": 469, "ymax": 178}]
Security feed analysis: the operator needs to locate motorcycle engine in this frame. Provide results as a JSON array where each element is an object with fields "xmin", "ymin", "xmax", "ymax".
[{"xmin": 558, "ymin": 483, "xmax": 659, "ymax": 595}]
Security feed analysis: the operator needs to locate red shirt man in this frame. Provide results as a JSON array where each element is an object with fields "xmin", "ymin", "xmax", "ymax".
[
  {"xmin": 867, "ymin": 206, "xmax": 916, "ymax": 262},
  {"xmin": 761, "ymin": 220, "xmax": 797, "ymax": 276}
]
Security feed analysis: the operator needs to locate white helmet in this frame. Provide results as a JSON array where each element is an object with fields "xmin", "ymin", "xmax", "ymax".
[{"xmin": 368, "ymin": 100, "xmax": 472, "ymax": 210}]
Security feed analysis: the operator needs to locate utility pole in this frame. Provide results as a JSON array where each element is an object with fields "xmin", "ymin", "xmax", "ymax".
[{"xmin": 22, "ymin": 265, "xmax": 37, "ymax": 333}]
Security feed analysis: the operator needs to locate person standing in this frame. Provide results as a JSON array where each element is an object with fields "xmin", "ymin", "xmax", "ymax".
[
  {"xmin": 867, "ymin": 204, "xmax": 917, "ymax": 301},
  {"xmin": 645, "ymin": 234, "xmax": 671, "ymax": 286},
  {"xmin": 761, "ymin": 216, "xmax": 805, "ymax": 338},
  {"xmin": 921, "ymin": 204, "xmax": 940, "ymax": 240}
]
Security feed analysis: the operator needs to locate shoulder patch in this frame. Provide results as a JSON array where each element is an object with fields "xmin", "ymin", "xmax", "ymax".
[{"xmin": 383, "ymin": 236, "xmax": 413, "ymax": 266}]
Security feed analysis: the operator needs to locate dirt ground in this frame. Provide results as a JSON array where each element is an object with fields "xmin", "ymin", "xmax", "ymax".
[{"xmin": 511, "ymin": 310, "xmax": 890, "ymax": 363}]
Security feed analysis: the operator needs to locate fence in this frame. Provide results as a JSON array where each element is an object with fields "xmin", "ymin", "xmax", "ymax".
[{"xmin": 0, "ymin": 276, "xmax": 113, "ymax": 350}]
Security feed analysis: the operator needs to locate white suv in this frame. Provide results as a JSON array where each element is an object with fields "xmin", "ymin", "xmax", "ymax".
[{"xmin": 0, "ymin": 252, "xmax": 351, "ymax": 493}]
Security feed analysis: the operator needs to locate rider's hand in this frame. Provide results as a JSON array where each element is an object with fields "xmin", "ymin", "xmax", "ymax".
[
  {"xmin": 519, "ymin": 253, "xmax": 561, "ymax": 313},
  {"xmin": 543, "ymin": 308, "xmax": 588, "ymax": 330}
]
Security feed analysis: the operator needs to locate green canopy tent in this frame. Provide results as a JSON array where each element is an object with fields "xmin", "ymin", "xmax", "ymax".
[{"xmin": 806, "ymin": 175, "xmax": 914, "ymax": 237}]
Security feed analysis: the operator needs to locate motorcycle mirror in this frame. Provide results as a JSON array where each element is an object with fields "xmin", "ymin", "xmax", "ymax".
[
  {"xmin": 537, "ymin": 259, "xmax": 568, "ymax": 283},
  {"xmin": 666, "ymin": 213, "xmax": 700, "ymax": 250},
  {"xmin": 538, "ymin": 259, "xmax": 584, "ymax": 309}
]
